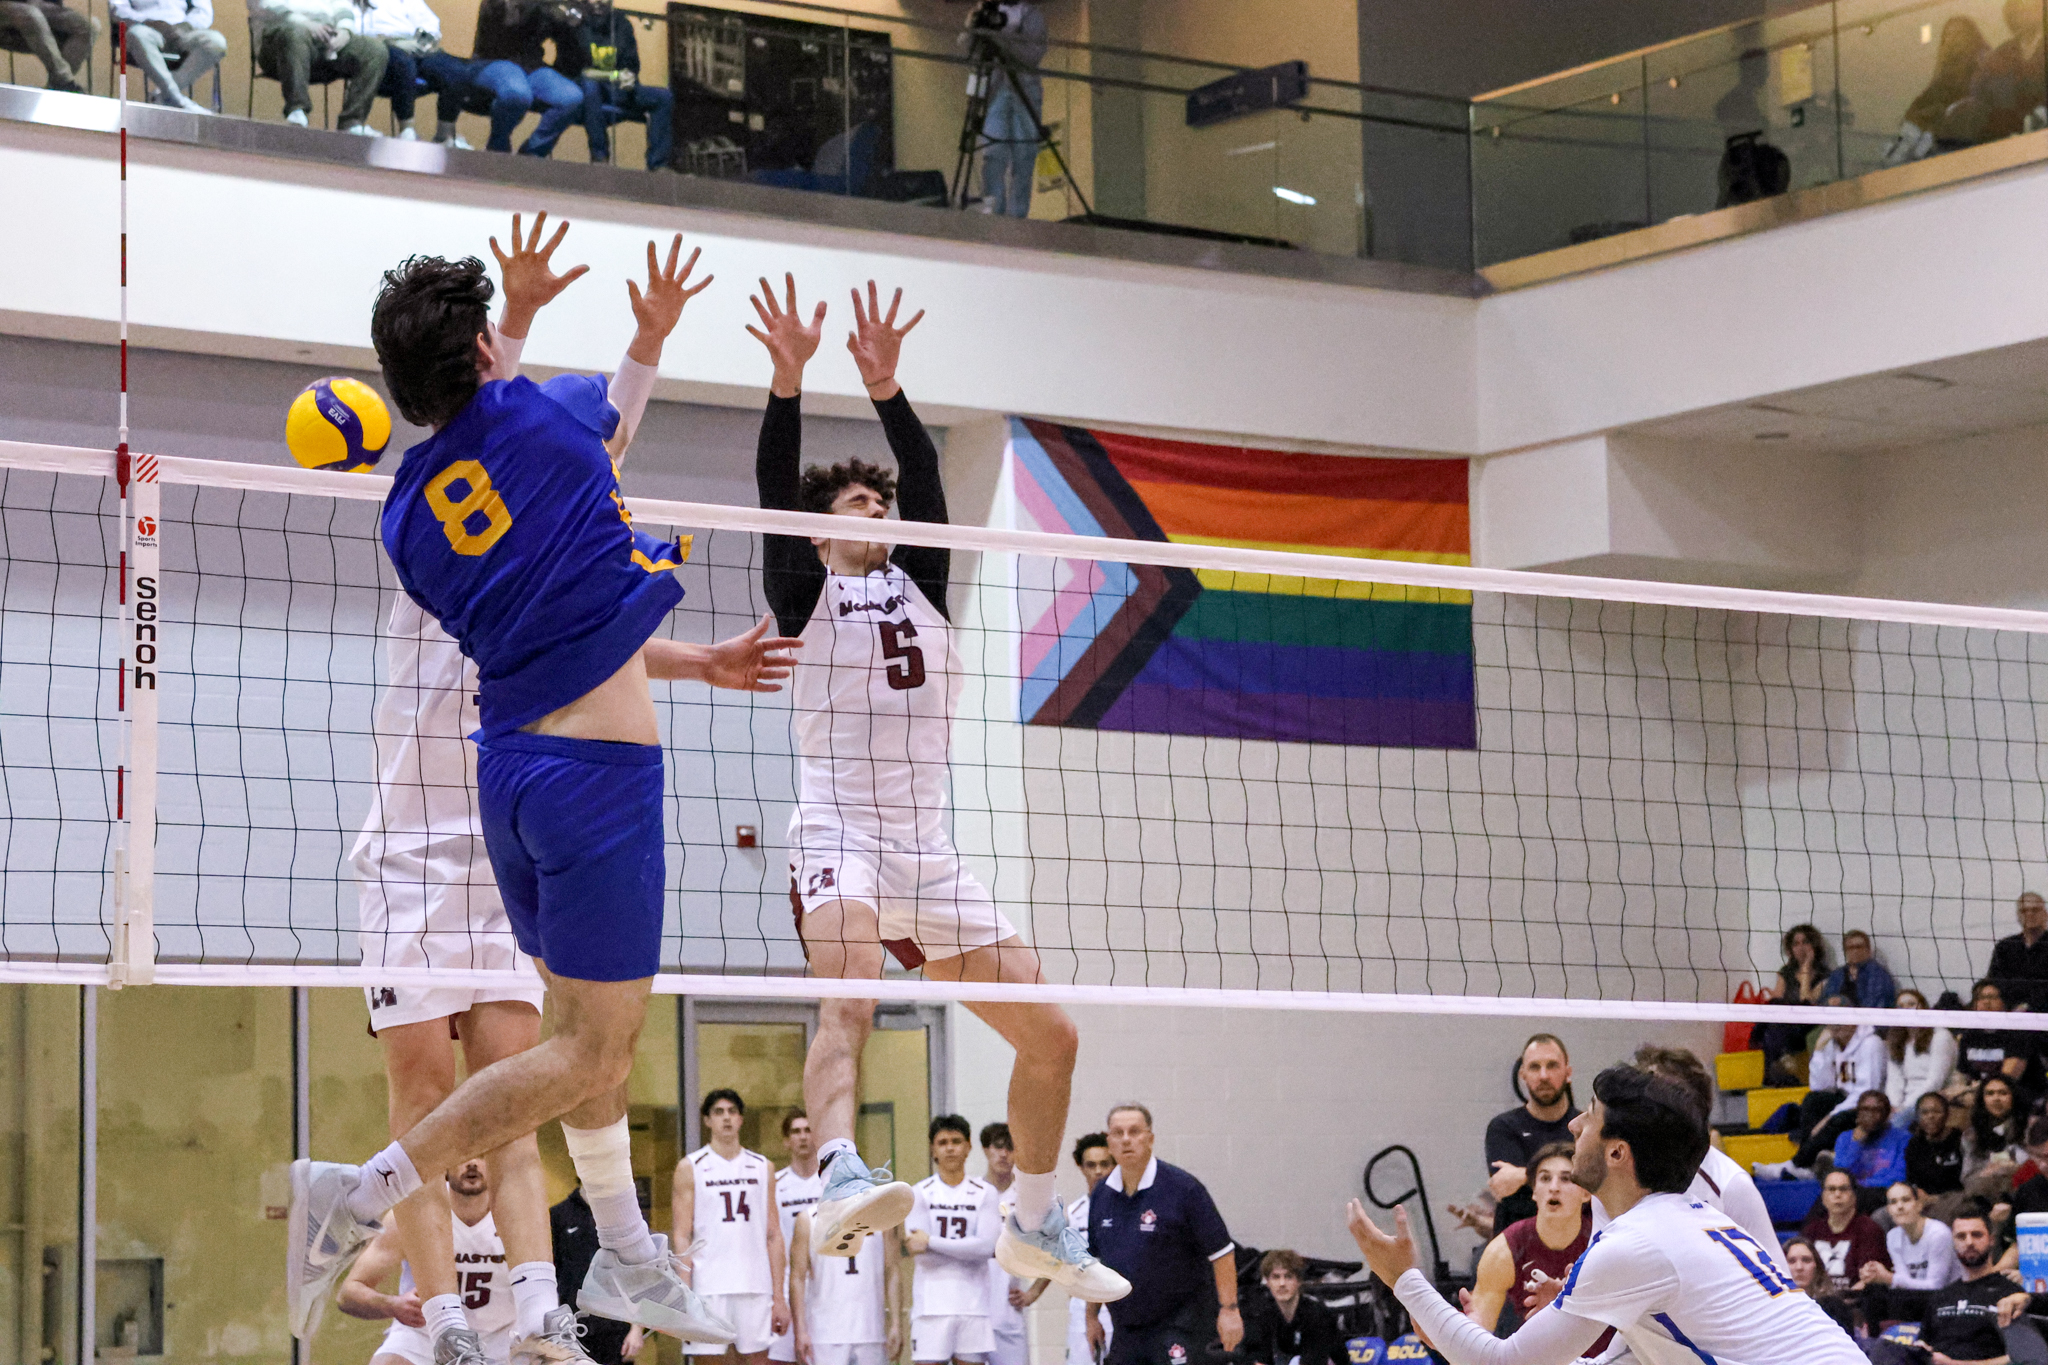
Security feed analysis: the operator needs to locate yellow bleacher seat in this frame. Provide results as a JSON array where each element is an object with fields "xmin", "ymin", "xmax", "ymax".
[
  {"xmin": 1722, "ymin": 1133, "xmax": 1796, "ymax": 1168},
  {"xmin": 1716, "ymin": 1050, "xmax": 1765, "ymax": 1092},
  {"xmin": 1746, "ymin": 1086, "xmax": 1808, "ymax": 1130}
]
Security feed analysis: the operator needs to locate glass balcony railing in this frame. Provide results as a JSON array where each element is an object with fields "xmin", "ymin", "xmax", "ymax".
[{"xmin": 1470, "ymin": 0, "xmax": 2048, "ymax": 268}]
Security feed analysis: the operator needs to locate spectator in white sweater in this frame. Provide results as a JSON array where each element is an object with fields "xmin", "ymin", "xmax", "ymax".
[
  {"xmin": 249, "ymin": 0, "xmax": 388, "ymax": 133},
  {"xmin": 1885, "ymin": 989, "xmax": 1959, "ymax": 1128},
  {"xmin": 110, "ymin": 0, "xmax": 224, "ymax": 113},
  {"xmin": 360, "ymin": 0, "xmax": 477, "ymax": 142},
  {"xmin": 1759, "ymin": 1010, "xmax": 1892, "ymax": 1178}
]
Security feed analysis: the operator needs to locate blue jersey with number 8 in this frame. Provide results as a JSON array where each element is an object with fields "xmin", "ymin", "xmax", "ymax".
[{"xmin": 381, "ymin": 373, "xmax": 686, "ymax": 738}]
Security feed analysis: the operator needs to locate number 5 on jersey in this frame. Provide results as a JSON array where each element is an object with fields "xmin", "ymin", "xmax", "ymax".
[
  {"xmin": 425, "ymin": 460, "xmax": 514, "ymax": 555},
  {"xmin": 878, "ymin": 620, "xmax": 925, "ymax": 690}
]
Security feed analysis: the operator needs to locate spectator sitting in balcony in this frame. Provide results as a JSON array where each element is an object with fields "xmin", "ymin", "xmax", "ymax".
[
  {"xmin": 360, "ymin": 0, "xmax": 477, "ymax": 143},
  {"xmin": 110, "ymin": 0, "xmax": 223, "ymax": 113},
  {"xmin": 1885, "ymin": 988, "xmax": 1959, "ymax": 1126},
  {"xmin": 1990, "ymin": 891, "xmax": 2048, "ymax": 1012},
  {"xmin": 1824, "ymin": 930, "xmax": 1896, "ymax": 1010},
  {"xmin": 1943, "ymin": 0, "xmax": 2047, "ymax": 146},
  {"xmin": 1762, "ymin": 922, "xmax": 1830, "ymax": 1085},
  {"xmin": 554, "ymin": 0, "xmax": 672, "ymax": 171},
  {"xmin": 0, "ymin": 0, "xmax": 95, "ymax": 94},
  {"xmin": 1884, "ymin": 14, "xmax": 1990, "ymax": 164},
  {"xmin": 468, "ymin": 0, "xmax": 581, "ymax": 156},
  {"xmin": 249, "ymin": 0, "xmax": 388, "ymax": 134}
]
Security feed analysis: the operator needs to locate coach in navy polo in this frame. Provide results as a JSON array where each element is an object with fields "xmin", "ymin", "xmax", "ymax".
[{"xmin": 1086, "ymin": 1103, "xmax": 1240, "ymax": 1365}]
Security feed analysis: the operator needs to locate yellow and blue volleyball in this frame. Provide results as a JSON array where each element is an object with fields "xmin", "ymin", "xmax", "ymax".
[{"xmin": 286, "ymin": 377, "xmax": 391, "ymax": 472}]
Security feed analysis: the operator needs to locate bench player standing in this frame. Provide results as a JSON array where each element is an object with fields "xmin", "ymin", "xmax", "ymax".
[
  {"xmin": 770, "ymin": 1111, "xmax": 822, "ymax": 1365},
  {"xmin": 674, "ymin": 1090, "xmax": 789, "ymax": 1365},
  {"xmin": 906, "ymin": 1117, "xmax": 1002, "ymax": 1365},
  {"xmin": 788, "ymin": 1202, "xmax": 903, "ymax": 1365},
  {"xmin": 289, "ymin": 227, "xmax": 800, "ymax": 1356},
  {"xmin": 748, "ymin": 276, "xmax": 1126, "ymax": 1304}
]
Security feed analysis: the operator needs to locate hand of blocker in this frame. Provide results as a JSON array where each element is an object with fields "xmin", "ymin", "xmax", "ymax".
[
  {"xmin": 699, "ymin": 613, "xmax": 803, "ymax": 693},
  {"xmin": 846, "ymin": 280, "xmax": 924, "ymax": 401},
  {"xmin": 490, "ymin": 211, "xmax": 590, "ymax": 337},
  {"xmin": 1345, "ymin": 1198, "xmax": 1418, "ymax": 1288},
  {"xmin": 746, "ymin": 273, "xmax": 826, "ymax": 397},
  {"xmin": 627, "ymin": 234, "xmax": 713, "ymax": 366}
]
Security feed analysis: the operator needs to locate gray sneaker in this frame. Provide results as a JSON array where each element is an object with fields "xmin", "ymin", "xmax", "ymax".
[
  {"xmin": 995, "ymin": 1200, "xmax": 1130, "ymax": 1304},
  {"xmin": 576, "ymin": 1234, "xmax": 735, "ymax": 1343},
  {"xmin": 285, "ymin": 1160, "xmax": 381, "ymax": 1340},
  {"xmin": 811, "ymin": 1151, "xmax": 914, "ymax": 1258},
  {"xmin": 435, "ymin": 1327, "xmax": 492, "ymax": 1365},
  {"xmin": 511, "ymin": 1306, "xmax": 599, "ymax": 1364}
]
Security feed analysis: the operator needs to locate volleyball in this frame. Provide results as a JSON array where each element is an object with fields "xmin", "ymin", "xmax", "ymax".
[{"xmin": 285, "ymin": 377, "xmax": 390, "ymax": 473}]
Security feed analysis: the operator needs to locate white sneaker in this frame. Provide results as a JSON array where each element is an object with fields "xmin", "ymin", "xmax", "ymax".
[
  {"xmin": 811, "ymin": 1151, "xmax": 915, "ymax": 1258},
  {"xmin": 437, "ymin": 132, "xmax": 473, "ymax": 149},
  {"xmin": 995, "ymin": 1201, "xmax": 1130, "ymax": 1304},
  {"xmin": 285, "ymin": 1160, "xmax": 381, "ymax": 1340},
  {"xmin": 285, "ymin": 109, "xmax": 309, "ymax": 127},
  {"xmin": 177, "ymin": 94, "xmax": 213, "ymax": 115},
  {"xmin": 511, "ymin": 1305, "xmax": 599, "ymax": 1364},
  {"xmin": 576, "ymin": 1233, "xmax": 735, "ymax": 1343},
  {"xmin": 398, "ymin": 125, "xmax": 418, "ymax": 140},
  {"xmin": 344, "ymin": 122, "xmax": 382, "ymax": 137}
]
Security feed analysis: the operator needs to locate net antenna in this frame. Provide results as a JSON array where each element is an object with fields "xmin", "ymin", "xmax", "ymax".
[
  {"xmin": 1362, "ymin": 1145, "xmax": 1449, "ymax": 1283},
  {"xmin": 111, "ymin": 33, "xmax": 159, "ymax": 989}
]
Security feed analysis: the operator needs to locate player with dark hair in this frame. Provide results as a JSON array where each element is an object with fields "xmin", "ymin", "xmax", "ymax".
[
  {"xmin": 1347, "ymin": 1066, "xmax": 1862, "ymax": 1364},
  {"xmin": 288, "ymin": 223, "xmax": 802, "ymax": 1359},
  {"xmin": 676, "ymin": 1090, "xmax": 788, "ymax": 1365},
  {"xmin": 747, "ymin": 274, "xmax": 1124, "ymax": 1305},
  {"xmin": 1620, "ymin": 1044, "xmax": 1787, "ymax": 1273},
  {"xmin": 908, "ymin": 1115, "xmax": 1002, "ymax": 1365}
]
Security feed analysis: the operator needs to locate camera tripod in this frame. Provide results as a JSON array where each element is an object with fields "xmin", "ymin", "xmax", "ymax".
[{"xmin": 949, "ymin": 30, "xmax": 1092, "ymax": 216}]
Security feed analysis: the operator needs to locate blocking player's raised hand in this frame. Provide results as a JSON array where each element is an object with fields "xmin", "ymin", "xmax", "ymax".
[
  {"xmin": 746, "ymin": 273, "xmax": 827, "ymax": 399},
  {"xmin": 490, "ymin": 211, "xmax": 590, "ymax": 339},
  {"xmin": 846, "ymin": 280, "xmax": 924, "ymax": 401},
  {"xmin": 626, "ymin": 234, "xmax": 713, "ymax": 366}
]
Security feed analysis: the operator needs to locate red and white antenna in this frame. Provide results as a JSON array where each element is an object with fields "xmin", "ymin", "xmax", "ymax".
[{"xmin": 112, "ymin": 28, "xmax": 158, "ymax": 989}]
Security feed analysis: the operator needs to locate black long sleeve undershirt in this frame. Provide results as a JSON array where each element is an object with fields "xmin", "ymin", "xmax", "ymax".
[{"xmin": 755, "ymin": 389, "xmax": 951, "ymax": 640}]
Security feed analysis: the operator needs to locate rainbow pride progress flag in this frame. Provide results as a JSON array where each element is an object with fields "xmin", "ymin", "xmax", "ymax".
[{"xmin": 1010, "ymin": 419, "xmax": 1474, "ymax": 748}]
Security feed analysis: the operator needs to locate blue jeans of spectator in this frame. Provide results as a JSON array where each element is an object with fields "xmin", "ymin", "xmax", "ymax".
[
  {"xmin": 580, "ymin": 77, "xmax": 673, "ymax": 169},
  {"xmin": 980, "ymin": 82, "xmax": 1037, "ymax": 216},
  {"xmin": 377, "ymin": 46, "xmax": 474, "ymax": 125},
  {"xmin": 468, "ymin": 59, "xmax": 581, "ymax": 155}
]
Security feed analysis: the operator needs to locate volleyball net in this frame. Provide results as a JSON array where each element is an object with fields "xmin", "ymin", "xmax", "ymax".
[{"xmin": 4, "ymin": 434, "xmax": 2047, "ymax": 1026}]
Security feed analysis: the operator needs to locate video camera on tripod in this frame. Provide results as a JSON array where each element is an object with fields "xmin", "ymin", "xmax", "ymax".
[{"xmin": 965, "ymin": 0, "xmax": 1009, "ymax": 31}]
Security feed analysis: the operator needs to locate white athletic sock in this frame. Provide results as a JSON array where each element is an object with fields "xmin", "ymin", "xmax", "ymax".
[
  {"xmin": 423, "ymin": 1293, "xmax": 469, "ymax": 1344},
  {"xmin": 818, "ymin": 1137, "xmax": 857, "ymax": 1174},
  {"xmin": 346, "ymin": 1143, "xmax": 422, "ymax": 1222},
  {"xmin": 1010, "ymin": 1169, "xmax": 1057, "ymax": 1233},
  {"xmin": 509, "ymin": 1262, "xmax": 558, "ymax": 1338},
  {"xmin": 562, "ymin": 1117, "xmax": 660, "ymax": 1264}
]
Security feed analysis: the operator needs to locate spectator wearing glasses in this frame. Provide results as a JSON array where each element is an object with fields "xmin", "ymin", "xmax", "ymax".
[
  {"xmin": 359, "ymin": 0, "xmax": 477, "ymax": 142},
  {"xmin": 249, "ymin": 0, "xmax": 389, "ymax": 134},
  {"xmin": 468, "ymin": 0, "xmax": 581, "ymax": 156},
  {"xmin": 110, "ymin": 0, "xmax": 224, "ymax": 113},
  {"xmin": 554, "ymin": 0, "xmax": 672, "ymax": 170},
  {"xmin": 1833, "ymin": 1091, "xmax": 1911, "ymax": 1210},
  {"xmin": 1823, "ymin": 930, "xmax": 1897, "ymax": 1010},
  {"xmin": 0, "ymin": 0, "xmax": 94, "ymax": 93},
  {"xmin": 1802, "ymin": 1168, "xmax": 1889, "ymax": 1297},
  {"xmin": 1991, "ymin": 891, "xmax": 2048, "ymax": 1013}
]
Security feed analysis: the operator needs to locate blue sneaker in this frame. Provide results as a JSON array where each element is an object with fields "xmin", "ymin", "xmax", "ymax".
[
  {"xmin": 810, "ymin": 1151, "xmax": 914, "ymax": 1258},
  {"xmin": 995, "ymin": 1199, "xmax": 1129, "ymax": 1303}
]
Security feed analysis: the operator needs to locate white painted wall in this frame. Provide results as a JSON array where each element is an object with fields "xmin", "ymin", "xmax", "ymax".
[
  {"xmin": 1853, "ymin": 425, "xmax": 2048, "ymax": 610},
  {"xmin": 0, "ymin": 123, "xmax": 1478, "ymax": 455}
]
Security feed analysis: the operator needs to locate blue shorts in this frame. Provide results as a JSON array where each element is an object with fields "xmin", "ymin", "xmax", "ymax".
[{"xmin": 476, "ymin": 731, "xmax": 665, "ymax": 982}]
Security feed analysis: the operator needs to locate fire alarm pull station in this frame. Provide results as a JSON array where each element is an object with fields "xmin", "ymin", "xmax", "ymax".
[{"xmin": 735, "ymin": 825, "xmax": 758, "ymax": 849}]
